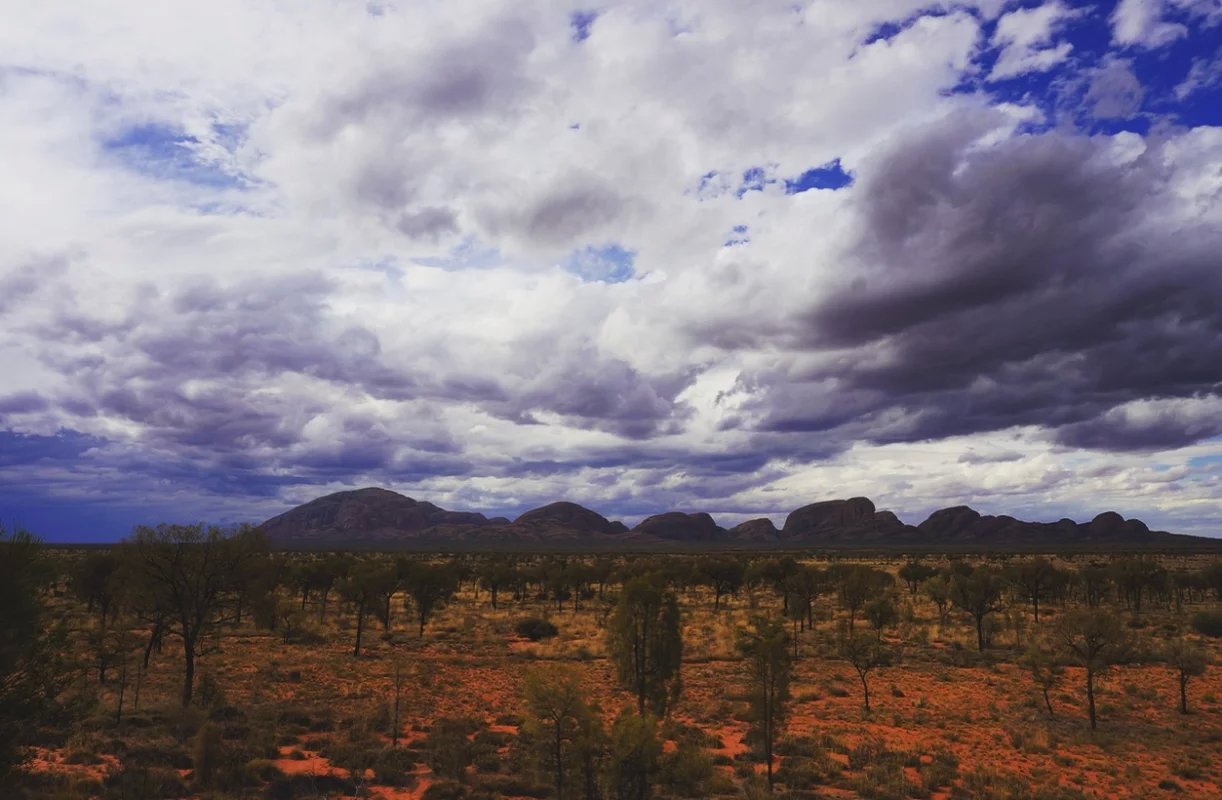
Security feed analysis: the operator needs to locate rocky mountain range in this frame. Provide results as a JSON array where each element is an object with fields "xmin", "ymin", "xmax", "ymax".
[{"xmin": 258, "ymin": 487, "xmax": 1216, "ymax": 550}]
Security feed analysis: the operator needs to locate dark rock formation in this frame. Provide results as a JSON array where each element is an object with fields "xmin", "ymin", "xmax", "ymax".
[
  {"xmin": 512, "ymin": 502, "xmax": 627, "ymax": 535},
  {"xmin": 633, "ymin": 511, "xmax": 726, "ymax": 541},
  {"xmin": 729, "ymin": 518, "xmax": 780, "ymax": 541},
  {"xmin": 259, "ymin": 487, "xmax": 499, "ymax": 545}
]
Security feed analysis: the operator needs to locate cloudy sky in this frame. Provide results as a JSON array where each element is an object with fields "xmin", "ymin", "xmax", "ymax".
[{"xmin": 2, "ymin": 0, "xmax": 1221, "ymax": 541}]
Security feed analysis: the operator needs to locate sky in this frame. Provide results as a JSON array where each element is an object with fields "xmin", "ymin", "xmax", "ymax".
[{"xmin": 1, "ymin": 0, "xmax": 1221, "ymax": 541}]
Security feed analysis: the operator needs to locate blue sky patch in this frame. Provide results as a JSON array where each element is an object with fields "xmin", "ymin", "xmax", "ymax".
[
  {"xmin": 564, "ymin": 243, "xmax": 635, "ymax": 283},
  {"xmin": 724, "ymin": 224, "xmax": 749, "ymax": 247},
  {"xmin": 571, "ymin": 11, "xmax": 597, "ymax": 42},
  {"xmin": 102, "ymin": 122, "xmax": 243, "ymax": 188},
  {"xmin": 785, "ymin": 159, "xmax": 853, "ymax": 193}
]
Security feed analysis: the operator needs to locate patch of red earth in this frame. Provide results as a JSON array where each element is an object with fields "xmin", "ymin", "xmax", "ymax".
[
  {"xmin": 28, "ymin": 747, "xmax": 120, "ymax": 782},
  {"xmin": 273, "ymin": 746, "xmax": 346, "ymax": 778}
]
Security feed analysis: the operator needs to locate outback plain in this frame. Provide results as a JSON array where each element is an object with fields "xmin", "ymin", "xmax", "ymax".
[{"xmin": 6, "ymin": 525, "xmax": 1222, "ymax": 800}]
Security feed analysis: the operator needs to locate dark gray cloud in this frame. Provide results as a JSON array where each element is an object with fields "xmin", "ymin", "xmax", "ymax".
[{"xmin": 747, "ymin": 114, "xmax": 1222, "ymax": 451}]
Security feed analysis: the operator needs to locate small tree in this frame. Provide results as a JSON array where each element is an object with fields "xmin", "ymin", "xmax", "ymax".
[
  {"xmin": 337, "ymin": 561, "xmax": 384, "ymax": 657},
  {"xmin": 697, "ymin": 556, "xmax": 746, "ymax": 612},
  {"xmin": 898, "ymin": 561, "xmax": 937, "ymax": 596},
  {"xmin": 402, "ymin": 560, "xmax": 460, "ymax": 638},
  {"xmin": 1054, "ymin": 609, "xmax": 1132, "ymax": 729},
  {"xmin": 737, "ymin": 616, "xmax": 791, "ymax": 791},
  {"xmin": 389, "ymin": 655, "xmax": 409, "ymax": 747},
  {"xmin": 950, "ymin": 567, "xmax": 1007, "ymax": 652},
  {"xmin": 607, "ymin": 709, "xmax": 661, "ymax": 800},
  {"xmin": 864, "ymin": 595, "xmax": 899, "ymax": 641},
  {"xmin": 923, "ymin": 575, "xmax": 952, "ymax": 628},
  {"xmin": 120, "ymin": 523, "xmax": 268, "ymax": 705},
  {"xmin": 1020, "ymin": 640, "xmax": 1063, "ymax": 716},
  {"xmin": 607, "ymin": 575, "xmax": 683, "ymax": 717},
  {"xmin": 1007, "ymin": 558, "xmax": 1061, "ymax": 623},
  {"xmin": 1164, "ymin": 638, "xmax": 1209, "ymax": 714},
  {"xmin": 524, "ymin": 665, "xmax": 596, "ymax": 800},
  {"xmin": 835, "ymin": 565, "xmax": 892, "ymax": 634},
  {"xmin": 1, "ymin": 527, "xmax": 74, "ymax": 787},
  {"xmin": 838, "ymin": 629, "xmax": 893, "ymax": 712}
]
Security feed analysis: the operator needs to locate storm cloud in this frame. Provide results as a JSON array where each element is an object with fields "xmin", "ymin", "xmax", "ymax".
[{"xmin": 1, "ymin": 1, "xmax": 1220, "ymax": 539}]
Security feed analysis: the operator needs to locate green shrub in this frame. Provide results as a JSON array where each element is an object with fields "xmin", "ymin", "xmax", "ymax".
[
  {"xmin": 514, "ymin": 618, "xmax": 559, "ymax": 641},
  {"xmin": 1190, "ymin": 611, "xmax": 1222, "ymax": 638}
]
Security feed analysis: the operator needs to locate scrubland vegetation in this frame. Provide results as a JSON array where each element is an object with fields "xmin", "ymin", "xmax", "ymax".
[{"xmin": 4, "ymin": 523, "xmax": 1222, "ymax": 799}]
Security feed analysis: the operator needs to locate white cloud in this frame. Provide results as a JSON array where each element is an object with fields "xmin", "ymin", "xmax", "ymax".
[
  {"xmin": 0, "ymin": 1, "xmax": 1219, "ymax": 535},
  {"xmin": 988, "ymin": 1, "xmax": 1083, "ymax": 80}
]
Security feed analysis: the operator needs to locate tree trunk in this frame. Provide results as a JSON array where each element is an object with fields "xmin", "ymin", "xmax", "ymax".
[
  {"xmin": 1043, "ymin": 687, "xmax": 1054, "ymax": 716},
  {"xmin": 975, "ymin": 616, "xmax": 986, "ymax": 652},
  {"xmin": 1180, "ymin": 672, "xmax": 1189, "ymax": 714},
  {"xmin": 115, "ymin": 655, "xmax": 128, "ymax": 725},
  {"xmin": 860, "ymin": 671, "xmax": 871, "ymax": 712},
  {"xmin": 1086, "ymin": 670, "xmax": 1097, "ymax": 730},
  {"xmin": 555, "ymin": 728, "xmax": 564, "ymax": 800},
  {"xmin": 182, "ymin": 641, "xmax": 196, "ymax": 707},
  {"xmin": 354, "ymin": 606, "xmax": 366, "ymax": 657}
]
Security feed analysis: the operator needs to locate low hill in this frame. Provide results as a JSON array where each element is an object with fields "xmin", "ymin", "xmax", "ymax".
[{"xmin": 258, "ymin": 487, "xmax": 1216, "ymax": 550}]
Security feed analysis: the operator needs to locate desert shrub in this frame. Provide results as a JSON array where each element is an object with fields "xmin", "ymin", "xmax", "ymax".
[
  {"xmin": 196, "ymin": 672, "xmax": 226, "ymax": 710},
  {"xmin": 855, "ymin": 761, "xmax": 907, "ymax": 800},
  {"xmin": 427, "ymin": 717, "xmax": 480, "ymax": 780},
  {"xmin": 1190, "ymin": 611, "xmax": 1222, "ymax": 638},
  {"xmin": 192, "ymin": 723, "xmax": 223, "ymax": 789},
  {"xmin": 775, "ymin": 736, "xmax": 824, "ymax": 758},
  {"xmin": 848, "ymin": 738, "xmax": 891, "ymax": 770},
  {"xmin": 515, "ymin": 618, "xmax": 559, "ymax": 641},
  {"xmin": 103, "ymin": 765, "xmax": 190, "ymax": 799},
  {"xmin": 373, "ymin": 747, "xmax": 418, "ymax": 786},
  {"xmin": 474, "ymin": 774, "xmax": 552, "ymax": 798},
  {"xmin": 423, "ymin": 779, "xmax": 469, "ymax": 800},
  {"xmin": 658, "ymin": 738, "xmax": 714, "ymax": 797},
  {"xmin": 922, "ymin": 748, "xmax": 959, "ymax": 790},
  {"xmin": 265, "ymin": 774, "xmax": 356, "ymax": 800},
  {"xmin": 774, "ymin": 756, "xmax": 838, "ymax": 789},
  {"xmin": 245, "ymin": 758, "xmax": 286, "ymax": 782}
]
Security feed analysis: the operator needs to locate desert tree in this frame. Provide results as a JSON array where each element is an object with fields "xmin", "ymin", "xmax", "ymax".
[
  {"xmin": 737, "ymin": 615, "xmax": 792, "ymax": 791},
  {"xmin": 524, "ymin": 664, "xmax": 597, "ymax": 800},
  {"xmin": 389, "ymin": 654, "xmax": 409, "ymax": 747},
  {"xmin": 898, "ymin": 561, "xmax": 937, "ymax": 597},
  {"xmin": 1007, "ymin": 558, "xmax": 1062, "ymax": 623},
  {"xmin": 949, "ymin": 566, "xmax": 1007, "ymax": 652},
  {"xmin": 70, "ymin": 550, "xmax": 122, "ymax": 625},
  {"xmin": 402, "ymin": 560, "xmax": 460, "ymax": 638},
  {"xmin": 337, "ymin": 560, "xmax": 385, "ymax": 657},
  {"xmin": 1020, "ymin": 639, "xmax": 1063, "ymax": 716},
  {"xmin": 837, "ymin": 627, "xmax": 893, "ymax": 713},
  {"xmin": 478, "ymin": 556, "xmax": 518, "ymax": 610},
  {"xmin": 1164, "ymin": 637, "xmax": 1209, "ymax": 714},
  {"xmin": 1110, "ymin": 558, "xmax": 1165, "ymax": 618},
  {"xmin": 864, "ymin": 594, "xmax": 899, "ymax": 641},
  {"xmin": 607, "ymin": 574, "xmax": 683, "ymax": 717},
  {"xmin": 1054, "ymin": 608, "xmax": 1132, "ymax": 729},
  {"xmin": 1075, "ymin": 564, "xmax": 1111, "ymax": 608},
  {"xmin": 783, "ymin": 565, "xmax": 829, "ymax": 631},
  {"xmin": 119, "ymin": 523, "xmax": 268, "ymax": 706},
  {"xmin": 834, "ymin": 565, "xmax": 893, "ymax": 634},
  {"xmin": 697, "ymin": 556, "xmax": 746, "ymax": 611},
  {"xmin": 0, "ymin": 527, "xmax": 74, "ymax": 787},
  {"xmin": 922, "ymin": 574, "xmax": 952, "ymax": 628},
  {"xmin": 607, "ymin": 709, "xmax": 661, "ymax": 800}
]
